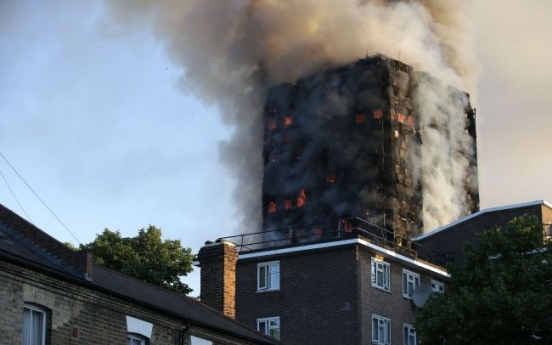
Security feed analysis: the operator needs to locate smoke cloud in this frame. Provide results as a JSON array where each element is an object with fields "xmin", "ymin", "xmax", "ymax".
[{"xmin": 106, "ymin": 0, "xmax": 480, "ymax": 233}]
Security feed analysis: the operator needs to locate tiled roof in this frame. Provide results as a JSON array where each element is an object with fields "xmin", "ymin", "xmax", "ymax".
[{"xmin": 0, "ymin": 204, "xmax": 280, "ymax": 345}]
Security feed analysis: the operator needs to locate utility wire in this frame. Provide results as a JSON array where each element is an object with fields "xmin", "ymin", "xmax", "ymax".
[
  {"xmin": 0, "ymin": 167, "xmax": 34, "ymax": 224},
  {"xmin": 0, "ymin": 151, "xmax": 81, "ymax": 245}
]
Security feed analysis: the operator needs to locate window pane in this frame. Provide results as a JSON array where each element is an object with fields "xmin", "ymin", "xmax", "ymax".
[
  {"xmin": 269, "ymin": 264, "xmax": 280, "ymax": 289},
  {"xmin": 270, "ymin": 328, "xmax": 280, "ymax": 340},
  {"xmin": 258, "ymin": 317, "xmax": 280, "ymax": 340},
  {"xmin": 258, "ymin": 262, "xmax": 280, "ymax": 290},
  {"xmin": 23, "ymin": 308, "xmax": 32, "ymax": 345},
  {"xmin": 386, "ymin": 320, "xmax": 390, "ymax": 344},
  {"xmin": 258, "ymin": 321, "xmax": 266, "ymax": 334},
  {"xmin": 384, "ymin": 264, "xmax": 390, "ymax": 288},
  {"xmin": 372, "ymin": 317, "xmax": 381, "ymax": 343},
  {"xmin": 23, "ymin": 306, "xmax": 45, "ymax": 345},
  {"xmin": 259, "ymin": 266, "xmax": 267, "ymax": 289},
  {"xmin": 32, "ymin": 311, "xmax": 44, "ymax": 345}
]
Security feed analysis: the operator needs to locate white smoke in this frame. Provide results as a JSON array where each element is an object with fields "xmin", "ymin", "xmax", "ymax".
[
  {"xmin": 414, "ymin": 77, "xmax": 476, "ymax": 231},
  {"xmin": 105, "ymin": 0, "xmax": 480, "ymax": 233}
]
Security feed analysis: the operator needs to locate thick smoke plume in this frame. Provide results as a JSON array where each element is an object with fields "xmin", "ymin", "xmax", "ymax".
[{"xmin": 107, "ymin": 0, "xmax": 480, "ymax": 233}]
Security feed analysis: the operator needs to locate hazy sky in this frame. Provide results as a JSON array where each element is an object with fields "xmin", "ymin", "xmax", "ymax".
[{"xmin": 1, "ymin": 1, "xmax": 551, "ymax": 295}]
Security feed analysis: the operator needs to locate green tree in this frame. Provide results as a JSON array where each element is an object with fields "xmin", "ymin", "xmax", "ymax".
[
  {"xmin": 80, "ymin": 225, "xmax": 194, "ymax": 295},
  {"xmin": 415, "ymin": 215, "xmax": 552, "ymax": 344}
]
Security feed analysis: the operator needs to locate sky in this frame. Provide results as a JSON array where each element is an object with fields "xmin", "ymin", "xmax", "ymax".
[{"xmin": 1, "ymin": 1, "xmax": 551, "ymax": 295}]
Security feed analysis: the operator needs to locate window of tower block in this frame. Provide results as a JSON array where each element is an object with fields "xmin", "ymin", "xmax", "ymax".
[
  {"xmin": 284, "ymin": 199, "xmax": 292, "ymax": 210},
  {"xmin": 326, "ymin": 172, "xmax": 337, "ymax": 183},
  {"xmin": 296, "ymin": 189, "xmax": 306, "ymax": 208}
]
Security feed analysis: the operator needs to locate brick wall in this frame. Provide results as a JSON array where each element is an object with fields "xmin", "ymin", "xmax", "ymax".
[
  {"xmin": 0, "ymin": 261, "xmax": 181, "ymax": 345},
  {"xmin": 235, "ymin": 246, "xmax": 360, "ymax": 345},
  {"xmin": 197, "ymin": 241, "xmax": 238, "ymax": 318},
  {"xmin": 358, "ymin": 249, "xmax": 438, "ymax": 345},
  {"xmin": 0, "ymin": 259, "xmax": 257, "ymax": 345},
  {"xmin": 233, "ymin": 242, "xmax": 446, "ymax": 345}
]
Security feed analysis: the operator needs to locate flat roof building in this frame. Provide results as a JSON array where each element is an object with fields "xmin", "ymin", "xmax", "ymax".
[{"xmin": 197, "ymin": 222, "xmax": 448, "ymax": 345}]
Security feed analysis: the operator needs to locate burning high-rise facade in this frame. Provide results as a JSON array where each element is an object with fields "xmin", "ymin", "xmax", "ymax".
[{"xmin": 262, "ymin": 54, "xmax": 478, "ymax": 244}]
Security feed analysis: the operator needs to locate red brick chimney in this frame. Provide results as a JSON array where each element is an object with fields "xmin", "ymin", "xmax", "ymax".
[{"xmin": 197, "ymin": 240, "xmax": 238, "ymax": 318}]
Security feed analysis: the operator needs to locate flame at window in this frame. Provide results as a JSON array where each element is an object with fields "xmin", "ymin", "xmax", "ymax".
[
  {"xmin": 284, "ymin": 117, "xmax": 292, "ymax": 126},
  {"xmin": 398, "ymin": 112, "xmax": 405, "ymax": 123},
  {"xmin": 326, "ymin": 172, "xmax": 336, "ymax": 183},
  {"xmin": 341, "ymin": 219, "xmax": 353, "ymax": 233},
  {"xmin": 374, "ymin": 109, "xmax": 383, "ymax": 119},
  {"xmin": 284, "ymin": 199, "xmax": 292, "ymax": 210},
  {"xmin": 355, "ymin": 113, "xmax": 366, "ymax": 124},
  {"xmin": 268, "ymin": 201, "xmax": 277, "ymax": 213},
  {"xmin": 296, "ymin": 189, "xmax": 306, "ymax": 208},
  {"xmin": 268, "ymin": 119, "xmax": 276, "ymax": 130}
]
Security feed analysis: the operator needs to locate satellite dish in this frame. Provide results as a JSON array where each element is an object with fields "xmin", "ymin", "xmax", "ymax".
[{"xmin": 412, "ymin": 284, "xmax": 433, "ymax": 308}]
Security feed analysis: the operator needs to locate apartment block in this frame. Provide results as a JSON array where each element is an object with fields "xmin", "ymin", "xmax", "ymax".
[
  {"xmin": 198, "ymin": 225, "xmax": 448, "ymax": 345},
  {"xmin": 262, "ymin": 54, "xmax": 478, "ymax": 243}
]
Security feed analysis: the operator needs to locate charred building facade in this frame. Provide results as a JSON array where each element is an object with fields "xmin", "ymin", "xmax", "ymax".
[{"xmin": 262, "ymin": 54, "xmax": 478, "ymax": 244}]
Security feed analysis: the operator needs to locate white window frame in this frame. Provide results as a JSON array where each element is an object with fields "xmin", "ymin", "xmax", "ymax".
[
  {"xmin": 403, "ymin": 324, "xmax": 418, "ymax": 345},
  {"xmin": 257, "ymin": 316, "xmax": 280, "ymax": 340},
  {"xmin": 257, "ymin": 261, "xmax": 280, "ymax": 291},
  {"xmin": 402, "ymin": 269, "xmax": 420, "ymax": 299},
  {"xmin": 23, "ymin": 304, "xmax": 47, "ymax": 345},
  {"xmin": 372, "ymin": 314, "xmax": 391, "ymax": 345},
  {"xmin": 127, "ymin": 334, "xmax": 147, "ymax": 345},
  {"xmin": 431, "ymin": 279, "xmax": 445, "ymax": 294},
  {"xmin": 371, "ymin": 258, "xmax": 390, "ymax": 291}
]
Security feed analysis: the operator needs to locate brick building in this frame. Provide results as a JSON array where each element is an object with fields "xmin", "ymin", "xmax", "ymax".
[
  {"xmin": 0, "ymin": 204, "xmax": 280, "ymax": 345},
  {"xmin": 197, "ymin": 222, "xmax": 448, "ymax": 345},
  {"xmin": 197, "ymin": 200, "xmax": 552, "ymax": 345},
  {"xmin": 413, "ymin": 200, "xmax": 552, "ymax": 264}
]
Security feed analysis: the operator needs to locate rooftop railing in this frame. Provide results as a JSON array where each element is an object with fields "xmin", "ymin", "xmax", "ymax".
[{"xmin": 215, "ymin": 217, "xmax": 450, "ymax": 267}]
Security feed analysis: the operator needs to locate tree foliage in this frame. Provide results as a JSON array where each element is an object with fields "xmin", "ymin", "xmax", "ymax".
[
  {"xmin": 80, "ymin": 225, "xmax": 194, "ymax": 295},
  {"xmin": 415, "ymin": 215, "xmax": 552, "ymax": 344}
]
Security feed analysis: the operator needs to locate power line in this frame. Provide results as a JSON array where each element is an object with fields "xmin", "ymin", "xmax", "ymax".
[
  {"xmin": 0, "ymin": 168, "xmax": 34, "ymax": 223},
  {"xmin": 0, "ymin": 151, "xmax": 81, "ymax": 245}
]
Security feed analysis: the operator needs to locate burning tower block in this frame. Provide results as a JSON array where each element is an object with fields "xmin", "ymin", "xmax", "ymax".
[{"xmin": 262, "ymin": 54, "xmax": 478, "ymax": 244}]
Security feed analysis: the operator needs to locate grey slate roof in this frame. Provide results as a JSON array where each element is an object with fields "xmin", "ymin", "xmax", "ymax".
[{"xmin": 0, "ymin": 204, "xmax": 280, "ymax": 345}]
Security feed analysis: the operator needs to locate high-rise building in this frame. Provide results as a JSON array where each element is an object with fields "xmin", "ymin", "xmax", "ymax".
[{"xmin": 262, "ymin": 54, "xmax": 478, "ymax": 244}]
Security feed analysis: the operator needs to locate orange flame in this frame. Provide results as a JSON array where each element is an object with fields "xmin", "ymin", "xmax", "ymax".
[
  {"xmin": 296, "ymin": 189, "xmax": 306, "ymax": 208},
  {"xmin": 284, "ymin": 199, "xmax": 292, "ymax": 210}
]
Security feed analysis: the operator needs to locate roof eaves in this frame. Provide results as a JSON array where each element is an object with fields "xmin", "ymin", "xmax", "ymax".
[
  {"xmin": 238, "ymin": 237, "xmax": 448, "ymax": 277},
  {"xmin": 413, "ymin": 200, "xmax": 550, "ymax": 241}
]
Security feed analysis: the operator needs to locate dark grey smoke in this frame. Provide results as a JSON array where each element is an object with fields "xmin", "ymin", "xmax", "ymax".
[{"xmin": 106, "ymin": 0, "xmax": 479, "ymax": 233}]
